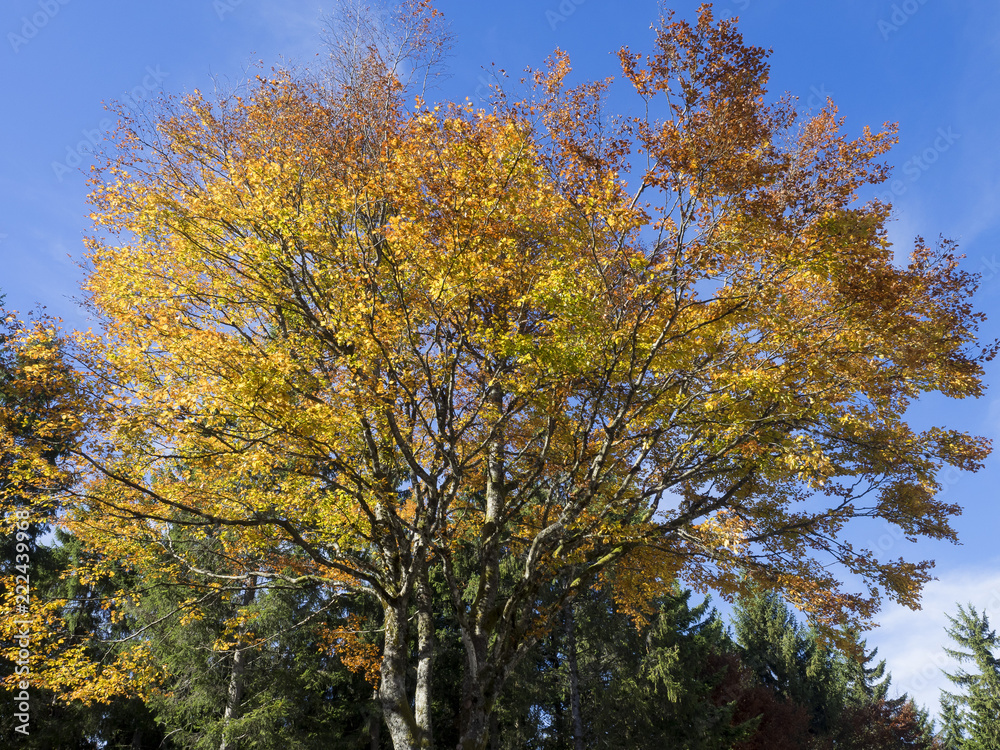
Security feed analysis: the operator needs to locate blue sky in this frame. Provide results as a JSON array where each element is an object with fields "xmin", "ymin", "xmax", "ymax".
[{"xmin": 2, "ymin": 0, "xmax": 999, "ymax": 717}]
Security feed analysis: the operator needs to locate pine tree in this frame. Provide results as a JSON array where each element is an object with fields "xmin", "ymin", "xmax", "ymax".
[
  {"xmin": 483, "ymin": 579, "xmax": 752, "ymax": 749},
  {"xmin": 126, "ymin": 525, "xmax": 381, "ymax": 749},
  {"xmin": 733, "ymin": 591, "xmax": 939, "ymax": 749},
  {"xmin": 841, "ymin": 634, "xmax": 892, "ymax": 706}
]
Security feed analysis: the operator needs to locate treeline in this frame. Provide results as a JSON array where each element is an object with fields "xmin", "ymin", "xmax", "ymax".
[{"xmin": 3, "ymin": 514, "xmax": 997, "ymax": 749}]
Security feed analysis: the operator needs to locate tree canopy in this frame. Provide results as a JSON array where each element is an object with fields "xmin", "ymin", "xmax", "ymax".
[{"xmin": 1, "ymin": 3, "xmax": 992, "ymax": 748}]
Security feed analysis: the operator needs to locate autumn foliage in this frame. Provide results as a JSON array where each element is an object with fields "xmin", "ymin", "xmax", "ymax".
[{"xmin": 1, "ymin": 3, "xmax": 991, "ymax": 748}]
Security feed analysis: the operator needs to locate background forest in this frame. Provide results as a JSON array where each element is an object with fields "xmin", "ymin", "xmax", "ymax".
[{"xmin": 2, "ymin": 492, "xmax": 999, "ymax": 749}]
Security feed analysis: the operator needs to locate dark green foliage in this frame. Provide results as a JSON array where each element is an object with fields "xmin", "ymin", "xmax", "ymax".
[
  {"xmin": 575, "ymin": 587, "xmax": 749, "ymax": 749},
  {"xmin": 940, "ymin": 604, "xmax": 1000, "ymax": 750},
  {"xmin": 733, "ymin": 590, "xmax": 938, "ymax": 750},
  {"xmin": 939, "ymin": 693, "xmax": 967, "ymax": 749},
  {"xmin": 841, "ymin": 634, "xmax": 892, "ymax": 706},
  {"xmin": 733, "ymin": 591, "xmax": 845, "ymax": 737},
  {"xmin": 130, "ymin": 532, "xmax": 383, "ymax": 749},
  {"xmin": 483, "ymin": 582, "xmax": 750, "ymax": 750}
]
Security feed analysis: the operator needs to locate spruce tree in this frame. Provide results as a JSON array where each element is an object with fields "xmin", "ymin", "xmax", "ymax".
[
  {"xmin": 733, "ymin": 591, "xmax": 844, "ymax": 737},
  {"xmin": 942, "ymin": 604, "xmax": 1000, "ymax": 750},
  {"xmin": 841, "ymin": 635, "xmax": 892, "ymax": 706},
  {"xmin": 733, "ymin": 591, "xmax": 938, "ymax": 749},
  {"xmin": 938, "ymin": 693, "xmax": 967, "ymax": 749},
  {"xmin": 129, "ymin": 525, "xmax": 381, "ymax": 749},
  {"xmin": 485, "ymin": 579, "xmax": 752, "ymax": 749}
]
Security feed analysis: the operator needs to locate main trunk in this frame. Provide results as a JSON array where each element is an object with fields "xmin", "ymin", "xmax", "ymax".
[
  {"xmin": 457, "ymin": 669, "xmax": 490, "ymax": 750},
  {"xmin": 565, "ymin": 602, "xmax": 584, "ymax": 750},
  {"xmin": 456, "ymin": 384, "xmax": 506, "ymax": 750},
  {"xmin": 380, "ymin": 602, "xmax": 433, "ymax": 750},
  {"xmin": 218, "ymin": 644, "xmax": 249, "ymax": 750},
  {"xmin": 219, "ymin": 576, "xmax": 257, "ymax": 750},
  {"xmin": 414, "ymin": 570, "xmax": 435, "ymax": 747}
]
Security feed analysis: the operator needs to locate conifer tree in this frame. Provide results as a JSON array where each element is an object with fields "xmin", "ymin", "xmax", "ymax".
[
  {"xmin": 841, "ymin": 635, "xmax": 892, "ymax": 705},
  {"xmin": 938, "ymin": 693, "xmax": 966, "ymax": 749},
  {"xmin": 733, "ymin": 591, "xmax": 939, "ymax": 749},
  {"xmin": 137, "ymin": 528, "xmax": 380, "ymax": 749},
  {"xmin": 942, "ymin": 604, "xmax": 1000, "ymax": 750},
  {"xmin": 733, "ymin": 591, "xmax": 844, "ymax": 736},
  {"xmin": 575, "ymin": 585, "xmax": 749, "ymax": 749}
]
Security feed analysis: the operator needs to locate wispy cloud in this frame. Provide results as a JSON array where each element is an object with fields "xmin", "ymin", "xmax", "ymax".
[
  {"xmin": 868, "ymin": 565, "xmax": 1000, "ymax": 718},
  {"xmin": 255, "ymin": 1, "xmax": 325, "ymax": 63}
]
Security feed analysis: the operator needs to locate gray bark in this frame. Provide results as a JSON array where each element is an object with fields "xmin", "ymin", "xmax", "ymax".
[
  {"xmin": 219, "ymin": 576, "xmax": 257, "ymax": 750},
  {"xmin": 380, "ymin": 601, "xmax": 434, "ymax": 749},
  {"xmin": 565, "ymin": 602, "xmax": 584, "ymax": 750},
  {"xmin": 456, "ymin": 384, "xmax": 506, "ymax": 750},
  {"xmin": 414, "ymin": 569, "xmax": 435, "ymax": 747}
]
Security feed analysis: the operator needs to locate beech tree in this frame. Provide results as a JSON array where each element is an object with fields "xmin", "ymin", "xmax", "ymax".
[
  {"xmin": 10, "ymin": 3, "xmax": 992, "ymax": 748},
  {"xmin": 0, "ymin": 304, "xmax": 164, "ymax": 747}
]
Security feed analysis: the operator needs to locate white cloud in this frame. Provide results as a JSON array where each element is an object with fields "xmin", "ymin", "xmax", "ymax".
[
  {"xmin": 866, "ymin": 565, "xmax": 1000, "ymax": 719},
  {"xmin": 886, "ymin": 213, "xmax": 922, "ymax": 266},
  {"xmin": 256, "ymin": 0, "xmax": 326, "ymax": 61}
]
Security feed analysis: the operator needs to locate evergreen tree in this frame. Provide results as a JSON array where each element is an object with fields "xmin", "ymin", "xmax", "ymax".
[
  {"xmin": 841, "ymin": 634, "xmax": 892, "ymax": 705},
  {"xmin": 576, "ymin": 585, "xmax": 749, "ymax": 749},
  {"xmin": 938, "ymin": 693, "xmax": 966, "ymax": 749},
  {"xmin": 124, "ymin": 525, "xmax": 382, "ymax": 749},
  {"xmin": 733, "ymin": 591, "xmax": 844, "ymax": 737},
  {"xmin": 833, "ymin": 634, "xmax": 938, "ymax": 749},
  {"xmin": 734, "ymin": 590, "xmax": 938, "ymax": 749},
  {"xmin": 941, "ymin": 604, "xmax": 1000, "ymax": 750},
  {"xmin": 481, "ymin": 578, "xmax": 752, "ymax": 749}
]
